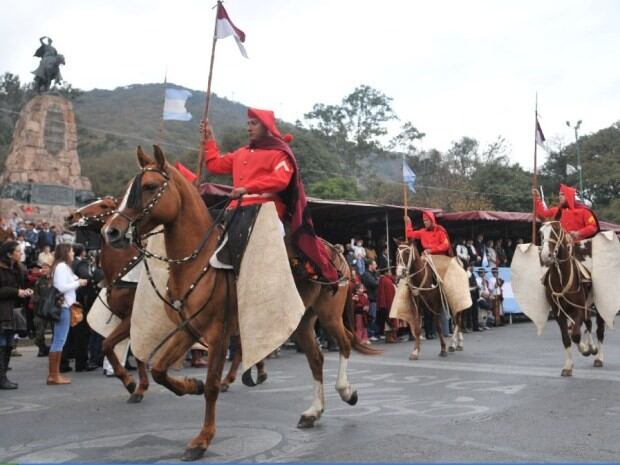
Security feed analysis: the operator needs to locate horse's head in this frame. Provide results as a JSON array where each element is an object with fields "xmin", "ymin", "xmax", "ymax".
[
  {"xmin": 395, "ymin": 240, "xmax": 419, "ymax": 278},
  {"xmin": 539, "ymin": 220, "xmax": 567, "ymax": 266},
  {"xmin": 56, "ymin": 54, "xmax": 65, "ymax": 66},
  {"xmin": 64, "ymin": 196, "xmax": 118, "ymax": 231},
  {"xmin": 103, "ymin": 145, "xmax": 182, "ymax": 249}
]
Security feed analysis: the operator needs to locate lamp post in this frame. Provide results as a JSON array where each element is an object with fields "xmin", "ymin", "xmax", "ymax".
[{"xmin": 566, "ymin": 120, "xmax": 584, "ymax": 194}]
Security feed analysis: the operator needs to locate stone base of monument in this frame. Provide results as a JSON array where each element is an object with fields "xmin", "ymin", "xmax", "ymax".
[{"xmin": 0, "ymin": 93, "xmax": 95, "ymax": 229}]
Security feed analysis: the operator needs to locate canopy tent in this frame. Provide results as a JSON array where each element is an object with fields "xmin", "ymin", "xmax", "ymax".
[{"xmin": 436, "ymin": 210, "xmax": 620, "ymax": 241}]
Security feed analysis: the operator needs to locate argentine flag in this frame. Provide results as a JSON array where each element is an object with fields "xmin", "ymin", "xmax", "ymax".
[
  {"xmin": 163, "ymin": 88, "xmax": 192, "ymax": 121},
  {"xmin": 402, "ymin": 160, "xmax": 416, "ymax": 193}
]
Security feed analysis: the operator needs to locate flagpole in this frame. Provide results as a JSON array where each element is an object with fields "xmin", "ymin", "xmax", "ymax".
[
  {"xmin": 157, "ymin": 68, "xmax": 167, "ymax": 147},
  {"xmin": 195, "ymin": 1, "xmax": 221, "ymax": 187},
  {"xmin": 402, "ymin": 154, "xmax": 408, "ymax": 237},
  {"xmin": 531, "ymin": 93, "xmax": 538, "ymax": 244}
]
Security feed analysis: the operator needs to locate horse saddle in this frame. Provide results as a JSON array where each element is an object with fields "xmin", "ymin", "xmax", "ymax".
[{"xmin": 209, "ymin": 204, "xmax": 339, "ymax": 285}]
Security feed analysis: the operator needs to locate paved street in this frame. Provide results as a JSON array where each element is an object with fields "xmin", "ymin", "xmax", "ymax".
[{"xmin": 2, "ymin": 319, "xmax": 620, "ymax": 463}]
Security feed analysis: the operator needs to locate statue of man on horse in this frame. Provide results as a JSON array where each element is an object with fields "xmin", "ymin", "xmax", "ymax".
[{"xmin": 32, "ymin": 36, "xmax": 65, "ymax": 93}]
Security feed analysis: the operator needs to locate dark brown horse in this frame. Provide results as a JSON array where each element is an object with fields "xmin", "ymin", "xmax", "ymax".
[
  {"xmin": 539, "ymin": 220, "xmax": 604, "ymax": 376},
  {"xmin": 65, "ymin": 197, "xmax": 150, "ymax": 403},
  {"xmin": 396, "ymin": 242, "xmax": 465, "ymax": 360},
  {"xmin": 103, "ymin": 146, "xmax": 379, "ymax": 461}
]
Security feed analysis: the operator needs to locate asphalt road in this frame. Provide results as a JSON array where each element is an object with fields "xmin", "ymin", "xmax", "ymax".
[{"xmin": 2, "ymin": 318, "xmax": 620, "ymax": 463}]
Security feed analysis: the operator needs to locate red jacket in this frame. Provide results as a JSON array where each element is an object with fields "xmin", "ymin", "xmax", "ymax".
[
  {"xmin": 405, "ymin": 212, "xmax": 451, "ymax": 255},
  {"xmin": 204, "ymin": 139, "xmax": 294, "ymax": 219},
  {"xmin": 535, "ymin": 185, "xmax": 599, "ymax": 241},
  {"xmin": 377, "ymin": 274, "xmax": 396, "ymax": 310}
]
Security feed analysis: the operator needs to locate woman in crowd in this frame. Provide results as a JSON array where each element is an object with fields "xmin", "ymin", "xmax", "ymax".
[
  {"xmin": 0, "ymin": 240, "xmax": 32, "ymax": 390},
  {"xmin": 47, "ymin": 243, "xmax": 87, "ymax": 385}
]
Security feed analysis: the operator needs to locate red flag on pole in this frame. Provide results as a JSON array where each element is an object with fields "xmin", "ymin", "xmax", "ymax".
[{"xmin": 216, "ymin": 3, "xmax": 248, "ymax": 58}]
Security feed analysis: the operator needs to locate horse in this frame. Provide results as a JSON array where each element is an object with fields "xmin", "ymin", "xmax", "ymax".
[
  {"xmin": 396, "ymin": 241, "xmax": 465, "ymax": 360},
  {"xmin": 33, "ymin": 54, "xmax": 65, "ymax": 93},
  {"xmin": 539, "ymin": 219, "xmax": 604, "ymax": 376},
  {"xmin": 102, "ymin": 145, "xmax": 380, "ymax": 461},
  {"xmin": 65, "ymin": 197, "xmax": 149, "ymax": 403}
]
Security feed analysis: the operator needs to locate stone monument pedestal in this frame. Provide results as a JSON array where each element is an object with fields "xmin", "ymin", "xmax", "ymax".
[{"xmin": 0, "ymin": 94, "xmax": 94, "ymax": 225}]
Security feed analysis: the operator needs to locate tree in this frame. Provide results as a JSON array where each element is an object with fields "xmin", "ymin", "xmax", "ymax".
[
  {"xmin": 307, "ymin": 177, "xmax": 360, "ymax": 200},
  {"xmin": 389, "ymin": 121, "xmax": 426, "ymax": 154},
  {"xmin": 341, "ymin": 85, "xmax": 397, "ymax": 148}
]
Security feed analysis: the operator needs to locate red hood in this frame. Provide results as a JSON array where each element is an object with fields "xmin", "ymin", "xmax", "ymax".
[
  {"xmin": 423, "ymin": 211, "xmax": 437, "ymax": 228},
  {"xmin": 560, "ymin": 184, "xmax": 577, "ymax": 209}
]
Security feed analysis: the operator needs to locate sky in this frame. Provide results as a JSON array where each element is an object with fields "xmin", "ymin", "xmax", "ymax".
[{"xmin": 2, "ymin": 0, "xmax": 620, "ymax": 170}]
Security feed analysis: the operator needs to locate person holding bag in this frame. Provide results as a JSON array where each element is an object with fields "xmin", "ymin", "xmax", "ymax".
[
  {"xmin": 47, "ymin": 244, "xmax": 87, "ymax": 385},
  {"xmin": 0, "ymin": 240, "xmax": 32, "ymax": 390}
]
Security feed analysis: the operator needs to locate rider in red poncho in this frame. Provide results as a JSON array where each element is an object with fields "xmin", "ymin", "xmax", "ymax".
[
  {"xmin": 533, "ymin": 184, "xmax": 599, "ymax": 242},
  {"xmin": 177, "ymin": 107, "xmax": 339, "ymax": 285},
  {"xmin": 404, "ymin": 211, "xmax": 452, "ymax": 256}
]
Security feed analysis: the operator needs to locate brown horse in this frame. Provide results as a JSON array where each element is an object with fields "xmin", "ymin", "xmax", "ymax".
[
  {"xmin": 65, "ymin": 197, "xmax": 150, "ymax": 403},
  {"xmin": 103, "ymin": 146, "xmax": 379, "ymax": 461},
  {"xmin": 539, "ymin": 220, "xmax": 604, "ymax": 376},
  {"xmin": 396, "ymin": 242, "xmax": 465, "ymax": 360}
]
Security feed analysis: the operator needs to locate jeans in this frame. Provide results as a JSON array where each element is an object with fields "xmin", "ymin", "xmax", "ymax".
[
  {"xmin": 367, "ymin": 301, "xmax": 377, "ymax": 337},
  {"xmin": 0, "ymin": 330, "xmax": 15, "ymax": 348},
  {"xmin": 50, "ymin": 306, "xmax": 70, "ymax": 352}
]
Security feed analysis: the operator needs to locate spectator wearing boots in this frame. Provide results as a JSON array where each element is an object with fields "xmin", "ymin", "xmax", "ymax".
[{"xmin": 0, "ymin": 240, "xmax": 32, "ymax": 390}]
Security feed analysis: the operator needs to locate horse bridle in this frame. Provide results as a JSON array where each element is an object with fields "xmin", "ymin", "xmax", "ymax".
[
  {"xmin": 541, "ymin": 220, "xmax": 588, "ymax": 324},
  {"xmin": 113, "ymin": 165, "xmax": 237, "ymax": 361}
]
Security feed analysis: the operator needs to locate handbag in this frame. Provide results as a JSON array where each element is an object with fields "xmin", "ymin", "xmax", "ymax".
[{"xmin": 39, "ymin": 286, "xmax": 64, "ymax": 321}]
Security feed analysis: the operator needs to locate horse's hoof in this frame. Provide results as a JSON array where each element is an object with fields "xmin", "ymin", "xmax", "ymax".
[
  {"xmin": 256, "ymin": 372, "xmax": 268, "ymax": 384},
  {"xmin": 408, "ymin": 353, "xmax": 418, "ymax": 361},
  {"xmin": 439, "ymin": 351, "xmax": 448, "ymax": 358},
  {"xmin": 448, "ymin": 346, "xmax": 455, "ymax": 353},
  {"xmin": 127, "ymin": 393, "xmax": 143, "ymax": 404},
  {"xmin": 242, "ymin": 369, "xmax": 256, "ymax": 387},
  {"xmin": 182, "ymin": 446, "xmax": 206, "ymax": 462},
  {"xmin": 220, "ymin": 383, "xmax": 230, "ymax": 392},
  {"xmin": 561, "ymin": 369, "xmax": 573, "ymax": 377},
  {"xmin": 346, "ymin": 390, "xmax": 358, "ymax": 406},
  {"xmin": 125, "ymin": 381, "xmax": 136, "ymax": 394},
  {"xmin": 594, "ymin": 359, "xmax": 603, "ymax": 368},
  {"xmin": 590, "ymin": 348, "xmax": 599, "ymax": 356},
  {"xmin": 297, "ymin": 415, "xmax": 317, "ymax": 429},
  {"xmin": 456, "ymin": 346, "xmax": 464, "ymax": 351},
  {"xmin": 194, "ymin": 379, "xmax": 205, "ymax": 395}
]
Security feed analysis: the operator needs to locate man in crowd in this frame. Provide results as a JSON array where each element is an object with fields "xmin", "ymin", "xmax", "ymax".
[{"xmin": 361, "ymin": 260, "xmax": 379, "ymax": 341}]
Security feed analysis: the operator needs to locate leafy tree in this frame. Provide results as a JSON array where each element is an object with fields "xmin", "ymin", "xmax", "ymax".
[
  {"xmin": 307, "ymin": 177, "xmax": 360, "ymax": 200},
  {"xmin": 341, "ymin": 85, "xmax": 397, "ymax": 148},
  {"xmin": 389, "ymin": 121, "xmax": 426, "ymax": 154}
]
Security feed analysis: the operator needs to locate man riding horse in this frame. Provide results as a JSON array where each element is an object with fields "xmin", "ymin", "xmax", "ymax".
[
  {"xmin": 179, "ymin": 108, "xmax": 340, "ymax": 288},
  {"xmin": 32, "ymin": 36, "xmax": 65, "ymax": 93},
  {"xmin": 532, "ymin": 184, "xmax": 599, "ymax": 242},
  {"xmin": 404, "ymin": 211, "xmax": 452, "ymax": 256}
]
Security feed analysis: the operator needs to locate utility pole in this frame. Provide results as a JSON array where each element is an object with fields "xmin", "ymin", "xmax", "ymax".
[{"xmin": 566, "ymin": 120, "xmax": 584, "ymax": 194}]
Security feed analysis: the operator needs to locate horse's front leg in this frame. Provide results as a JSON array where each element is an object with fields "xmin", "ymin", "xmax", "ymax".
[
  {"xmin": 101, "ymin": 317, "xmax": 136, "ymax": 396},
  {"xmin": 150, "ymin": 331, "xmax": 204, "ymax": 397},
  {"xmin": 557, "ymin": 312, "xmax": 573, "ymax": 377},
  {"xmin": 436, "ymin": 311, "xmax": 448, "ymax": 357},
  {"xmin": 594, "ymin": 312, "xmax": 605, "ymax": 368},
  {"xmin": 183, "ymin": 320, "xmax": 230, "ymax": 461},
  {"xmin": 409, "ymin": 307, "xmax": 421, "ymax": 360},
  {"xmin": 127, "ymin": 358, "xmax": 149, "ymax": 404},
  {"xmin": 293, "ymin": 311, "xmax": 324, "ymax": 428}
]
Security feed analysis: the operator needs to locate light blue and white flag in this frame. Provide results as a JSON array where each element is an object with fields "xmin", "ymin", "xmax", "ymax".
[
  {"xmin": 163, "ymin": 88, "xmax": 192, "ymax": 121},
  {"xmin": 402, "ymin": 160, "xmax": 416, "ymax": 193}
]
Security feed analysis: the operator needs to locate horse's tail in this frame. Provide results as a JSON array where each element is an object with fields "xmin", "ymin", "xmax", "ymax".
[{"xmin": 343, "ymin": 288, "xmax": 383, "ymax": 356}]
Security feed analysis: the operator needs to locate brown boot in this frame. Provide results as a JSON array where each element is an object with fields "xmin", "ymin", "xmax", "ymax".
[{"xmin": 47, "ymin": 352, "xmax": 71, "ymax": 385}]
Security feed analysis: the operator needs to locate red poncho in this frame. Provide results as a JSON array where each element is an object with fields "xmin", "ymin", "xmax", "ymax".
[{"xmin": 406, "ymin": 211, "xmax": 452, "ymax": 255}]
